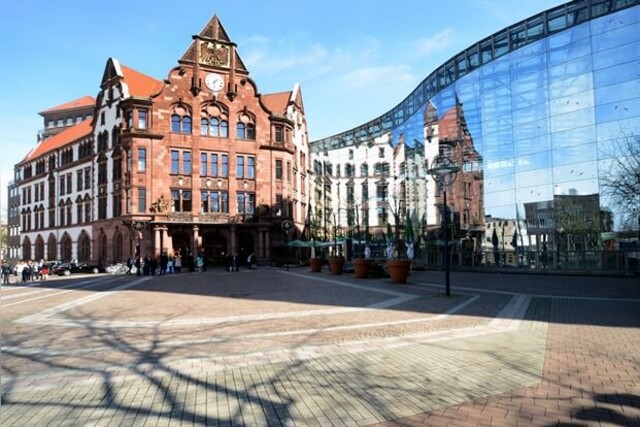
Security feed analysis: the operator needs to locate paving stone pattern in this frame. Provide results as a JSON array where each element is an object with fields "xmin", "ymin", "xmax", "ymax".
[{"xmin": 1, "ymin": 269, "xmax": 638, "ymax": 426}]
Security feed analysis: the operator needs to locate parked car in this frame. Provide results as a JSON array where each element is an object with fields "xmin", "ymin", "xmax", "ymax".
[{"xmin": 52, "ymin": 262, "xmax": 105, "ymax": 276}]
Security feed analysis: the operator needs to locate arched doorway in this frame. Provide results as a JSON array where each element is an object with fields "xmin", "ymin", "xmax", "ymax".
[
  {"xmin": 35, "ymin": 235, "xmax": 45, "ymax": 261},
  {"xmin": 203, "ymin": 229, "xmax": 227, "ymax": 266},
  {"xmin": 60, "ymin": 233, "xmax": 72, "ymax": 261}
]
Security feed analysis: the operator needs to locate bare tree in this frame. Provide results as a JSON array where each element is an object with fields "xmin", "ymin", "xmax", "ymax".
[{"xmin": 600, "ymin": 134, "xmax": 640, "ymax": 232}]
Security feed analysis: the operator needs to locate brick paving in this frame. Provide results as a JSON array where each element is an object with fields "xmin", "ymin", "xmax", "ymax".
[{"xmin": 1, "ymin": 268, "xmax": 638, "ymax": 426}]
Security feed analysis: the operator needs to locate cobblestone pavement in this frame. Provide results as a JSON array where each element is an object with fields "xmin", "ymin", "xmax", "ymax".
[{"xmin": 1, "ymin": 268, "xmax": 638, "ymax": 426}]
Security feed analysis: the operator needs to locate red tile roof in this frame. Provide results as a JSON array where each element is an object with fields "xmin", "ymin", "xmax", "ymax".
[
  {"xmin": 40, "ymin": 96, "xmax": 95, "ymax": 115},
  {"xmin": 120, "ymin": 64, "xmax": 163, "ymax": 97},
  {"xmin": 262, "ymin": 91, "xmax": 291, "ymax": 115},
  {"xmin": 22, "ymin": 119, "xmax": 92, "ymax": 163}
]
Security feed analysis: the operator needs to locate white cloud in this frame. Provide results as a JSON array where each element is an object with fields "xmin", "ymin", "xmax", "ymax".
[{"xmin": 411, "ymin": 28, "xmax": 458, "ymax": 58}]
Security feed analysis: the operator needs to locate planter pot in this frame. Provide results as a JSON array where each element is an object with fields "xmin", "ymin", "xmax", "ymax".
[
  {"xmin": 328, "ymin": 256, "xmax": 345, "ymax": 275},
  {"xmin": 309, "ymin": 257, "xmax": 323, "ymax": 273},
  {"xmin": 386, "ymin": 259, "xmax": 412, "ymax": 284},
  {"xmin": 352, "ymin": 258, "xmax": 371, "ymax": 279}
]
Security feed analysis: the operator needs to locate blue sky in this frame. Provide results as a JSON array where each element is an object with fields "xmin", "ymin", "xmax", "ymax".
[{"xmin": 0, "ymin": 0, "xmax": 566, "ymax": 211}]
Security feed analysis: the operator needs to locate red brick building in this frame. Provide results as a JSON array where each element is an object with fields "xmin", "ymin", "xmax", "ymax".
[{"xmin": 14, "ymin": 15, "xmax": 309, "ymax": 266}]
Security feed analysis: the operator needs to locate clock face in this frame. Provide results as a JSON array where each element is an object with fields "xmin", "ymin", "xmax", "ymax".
[{"xmin": 205, "ymin": 73, "xmax": 224, "ymax": 92}]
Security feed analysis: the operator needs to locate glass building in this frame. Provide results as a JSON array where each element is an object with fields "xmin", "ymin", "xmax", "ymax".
[{"xmin": 309, "ymin": 0, "xmax": 640, "ymax": 272}]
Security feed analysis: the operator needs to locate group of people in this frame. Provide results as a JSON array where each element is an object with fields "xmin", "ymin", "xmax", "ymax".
[
  {"xmin": 1, "ymin": 259, "xmax": 51, "ymax": 284},
  {"xmin": 127, "ymin": 252, "xmax": 185, "ymax": 276}
]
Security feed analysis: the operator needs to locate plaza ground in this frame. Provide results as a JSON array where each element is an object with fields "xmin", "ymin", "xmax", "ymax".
[{"xmin": 1, "ymin": 267, "xmax": 638, "ymax": 426}]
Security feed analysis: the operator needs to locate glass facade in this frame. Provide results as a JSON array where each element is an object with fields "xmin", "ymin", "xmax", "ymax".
[{"xmin": 310, "ymin": 0, "xmax": 640, "ymax": 271}]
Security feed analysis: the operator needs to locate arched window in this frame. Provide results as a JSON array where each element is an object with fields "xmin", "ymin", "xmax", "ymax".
[
  {"xmin": 171, "ymin": 114, "xmax": 181, "ymax": 133},
  {"xmin": 99, "ymin": 233, "xmax": 108, "ymax": 263},
  {"xmin": 78, "ymin": 232, "xmax": 91, "ymax": 262},
  {"xmin": 170, "ymin": 104, "xmax": 192, "ymax": 134},
  {"xmin": 236, "ymin": 123, "xmax": 245, "ymax": 139},
  {"xmin": 60, "ymin": 233, "xmax": 72, "ymax": 261},
  {"xmin": 22, "ymin": 237, "xmax": 32, "ymax": 261},
  {"xmin": 114, "ymin": 232, "xmax": 123, "ymax": 262},
  {"xmin": 47, "ymin": 234, "xmax": 57, "ymax": 260},
  {"xmin": 183, "ymin": 116, "xmax": 192, "ymax": 134},
  {"xmin": 236, "ymin": 111, "xmax": 256, "ymax": 140},
  {"xmin": 201, "ymin": 104, "xmax": 228, "ymax": 138},
  {"xmin": 35, "ymin": 235, "xmax": 45, "ymax": 261}
]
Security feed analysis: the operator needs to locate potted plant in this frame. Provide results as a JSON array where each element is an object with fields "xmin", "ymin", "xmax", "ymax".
[
  {"xmin": 327, "ymin": 255, "xmax": 344, "ymax": 274},
  {"xmin": 385, "ymin": 211, "xmax": 415, "ymax": 284},
  {"xmin": 352, "ymin": 203, "xmax": 371, "ymax": 279},
  {"xmin": 352, "ymin": 256, "xmax": 371, "ymax": 278}
]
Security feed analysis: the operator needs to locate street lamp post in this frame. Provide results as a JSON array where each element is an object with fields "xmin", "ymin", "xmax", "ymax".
[{"xmin": 428, "ymin": 155, "xmax": 459, "ymax": 297}]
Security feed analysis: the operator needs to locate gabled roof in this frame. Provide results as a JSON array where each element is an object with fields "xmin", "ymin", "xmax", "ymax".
[
  {"xmin": 21, "ymin": 119, "xmax": 92, "ymax": 163},
  {"xmin": 120, "ymin": 64, "xmax": 164, "ymax": 97},
  {"xmin": 39, "ymin": 96, "xmax": 95, "ymax": 115},
  {"xmin": 179, "ymin": 15, "xmax": 248, "ymax": 74},
  {"xmin": 101, "ymin": 58, "xmax": 163, "ymax": 98},
  {"xmin": 261, "ymin": 91, "xmax": 292, "ymax": 116}
]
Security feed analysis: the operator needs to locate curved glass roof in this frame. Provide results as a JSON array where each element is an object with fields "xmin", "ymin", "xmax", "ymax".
[{"xmin": 309, "ymin": 0, "xmax": 639, "ymax": 153}]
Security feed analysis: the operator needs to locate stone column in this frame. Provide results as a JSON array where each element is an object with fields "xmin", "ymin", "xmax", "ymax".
[
  {"xmin": 192, "ymin": 225, "xmax": 200, "ymax": 255},
  {"xmin": 154, "ymin": 226, "xmax": 162, "ymax": 257}
]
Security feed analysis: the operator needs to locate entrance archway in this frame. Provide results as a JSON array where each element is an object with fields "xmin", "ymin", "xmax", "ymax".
[
  {"xmin": 237, "ymin": 230, "xmax": 255, "ymax": 268},
  {"xmin": 203, "ymin": 229, "xmax": 227, "ymax": 266},
  {"xmin": 170, "ymin": 228, "xmax": 191, "ymax": 258}
]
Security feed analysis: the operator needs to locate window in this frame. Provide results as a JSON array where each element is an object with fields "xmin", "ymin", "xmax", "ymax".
[
  {"xmin": 379, "ymin": 147, "xmax": 385, "ymax": 158},
  {"xmin": 98, "ymin": 162, "xmax": 107, "ymax": 185},
  {"xmin": 98, "ymin": 196, "xmax": 107, "ymax": 220},
  {"xmin": 47, "ymin": 120, "xmax": 54, "ymax": 128},
  {"xmin": 77, "ymin": 170, "xmax": 83, "ymax": 191},
  {"xmin": 275, "ymin": 159, "xmax": 283, "ymax": 180},
  {"xmin": 171, "ymin": 113, "xmax": 192, "ymax": 134},
  {"xmin": 183, "ymin": 151, "xmax": 192, "ymax": 174},
  {"xmin": 349, "ymin": 149, "xmax": 354, "ymax": 160},
  {"xmin": 113, "ymin": 193, "xmax": 121, "ymax": 218},
  {"xmin": 84, "ymin": 167, "xmax": 91, "ymax": 190},
  {"xmin": 376, "ymin": 183, "xmax": 388, "ymax": 202},
  {"xmin": 362, "ymin": 182, "xmax": 369, "ymax": 201},
  {"xmin": 237, "ymin": 156, "xmax": 244, "ymax": 178},
  {"xmin": 138, "ymin": 148, "xmax": 146, "ymax": 172},
  {"xmin": 201, "ymin": 105, "xmax": 229, "ymax": 137},
  {"xmin": 138, "ymin": 188, "xmax": 146, "ymax": 213},
  {"xmin": 275, "ymin": 194, "xmax": 283, "ymax": 216},
  {"xmin": 201, "ymin": 153, "xmax": 208, "ymax": 176},
  {"xmin": 221, "ymin": 154, "xmax": 228, "ymax": 177},
  {"xmin": 247, "ymin": 156, "xmax": 255, "ymax": 179},
  {"xmin": 171, "ymin": 150, "xmax": 180, "ymax": 174},
  {"xmin": 236, "ymin": 122, "xmax": 256, "ymax": 140},
  {"xmin": 202, "ymin": 190, "xmax": 228, "ymax": 213},
  {"xmin": 57, "ymin": 118, "xmax": 63, "ymax": 128},
  {"xmin": 361, "ymin": 163, "xmax": 369, "ymax": 176},
  {"xmin": 138, "ymin": 109, "xmax": 148, "ymax": 129},
  {"xmin": 60, "ymin": 175, "xmax": 66, "ymax": 196},
  {"xmin": 287, "ymin": 161, "xmax": 291, "ymax": 182},
  {"xmin": 211, "ymin": 154, "xmax": 218, "ymax": 177},
  {"xmin": 171, "ymin": 189, "xmax": 192, "ymax": 212},
  {"xmin": 275, "ymin": 125, "xmax": 284, "ymax": 143},
  {"xmin": 377, "ymin": 207, "xmax": 388, "ymax": 225},
  {"xmin": 237, "ymin": 192, "xmax": 255, "ymax": 215}
]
